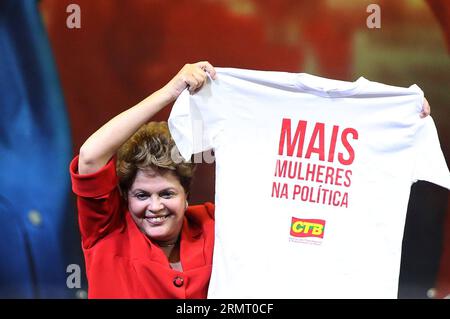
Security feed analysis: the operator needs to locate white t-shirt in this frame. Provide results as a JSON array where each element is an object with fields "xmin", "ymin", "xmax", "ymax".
[{"xmin": 168, "ymin": 68, "xmax": 450, "ymax": 299}]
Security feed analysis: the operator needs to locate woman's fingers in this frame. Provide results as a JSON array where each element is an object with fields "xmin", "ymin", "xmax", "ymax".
[
  {"xmin": 195, "ymin": 61, "xmax": 217, "ymax": 80},
  {"xmin": 193, "ymin": 71, "xmax": 207, "ymax": 93},
  {"xmin": 422, "ymin": 97, "xmax": 431, "ymax": 117},
  {"xmin": 420, "ymin": 97, "xmax": 431, "ymax": 118},
  {"xmin": 186, "ymin": 62, "xmax": 213, "ymax": 94},
  {"xmin": 185, "ymin": 72, "xmax": 202, "ymax": 94},
  {"xmin": 167, "ymin": 61, "xmax": 216, "ymax": 96}
]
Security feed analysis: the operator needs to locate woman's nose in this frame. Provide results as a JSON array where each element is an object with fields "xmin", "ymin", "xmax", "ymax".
[{"xmin": 147, "ymin": 195, "xmax": 163, "ymax": 212}]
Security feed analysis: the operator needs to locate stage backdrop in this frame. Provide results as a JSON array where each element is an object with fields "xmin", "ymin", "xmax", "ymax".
[{"xmin": 39, "ymin": 0, "xmax": 450, "ymax": 298}]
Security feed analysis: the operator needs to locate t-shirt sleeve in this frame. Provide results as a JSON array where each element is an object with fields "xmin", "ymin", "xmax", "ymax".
[
  {"xmin": 70, "ymin": 155, "xmax": 124, "ymax": 249},
  {"xmin": 411, "ymin": 116, "xmax": 450, "ymax": 189},
  {"xmin": 168, "ymin": 74, "xmax": 227, "ymax": 161}
]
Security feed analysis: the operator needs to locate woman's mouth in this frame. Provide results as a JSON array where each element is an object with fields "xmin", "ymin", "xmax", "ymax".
[{"xmin": 146, "ymin": 215, "xmax": 170, "ymax": 225}]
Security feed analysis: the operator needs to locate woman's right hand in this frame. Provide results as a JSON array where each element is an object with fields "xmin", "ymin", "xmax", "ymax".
[{"xmin": 161, "ymin": 61, "xmax": 217, "ymax": 102}]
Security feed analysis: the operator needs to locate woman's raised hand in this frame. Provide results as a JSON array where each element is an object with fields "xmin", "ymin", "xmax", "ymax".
[{"xmin": 162, "ymin": 61, "xmax": 217, "ymax": 101}]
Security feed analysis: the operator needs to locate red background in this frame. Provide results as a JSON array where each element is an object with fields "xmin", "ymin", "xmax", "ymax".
[{"xmin": 39, "ymin": 0, "xmax": 450, "ymax": 298}]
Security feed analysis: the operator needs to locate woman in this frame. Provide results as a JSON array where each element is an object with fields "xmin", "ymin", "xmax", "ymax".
[
  {"xmin": 70, "ymin": 61, "xmax": 431, "ymax": 298},
  {"xmin": 70, "ymin": 62, "xmax": 217, "ymax": 298}
]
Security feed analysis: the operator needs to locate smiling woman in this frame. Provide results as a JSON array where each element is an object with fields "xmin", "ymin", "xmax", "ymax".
[
  {"xmin": 127, "ymin": 167, "xmax": 187, "ymax": 272},
  {"xmin": 69, "ymin": 62, "xmax": 217, "ymax": 298},
  {"xmin": 118, "ymin": 122, "xmax": 193, "ymax": 263}
]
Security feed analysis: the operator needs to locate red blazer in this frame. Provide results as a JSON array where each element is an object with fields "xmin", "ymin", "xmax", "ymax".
[{"xmin": 70, "ymin": 156, "xmax": 214, "ymax": 298}]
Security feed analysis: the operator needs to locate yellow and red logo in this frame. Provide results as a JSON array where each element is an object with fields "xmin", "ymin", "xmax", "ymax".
[{"xmin": 290, "ymin": 217, "xmax": 325, "ymax": 239}]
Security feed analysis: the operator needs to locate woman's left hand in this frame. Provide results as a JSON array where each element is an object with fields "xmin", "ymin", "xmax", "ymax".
[{"xmin": 420, "ymin": 97, "xmax": 431, "ymax": 118}]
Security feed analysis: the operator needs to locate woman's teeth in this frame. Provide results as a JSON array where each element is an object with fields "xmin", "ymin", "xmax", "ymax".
[{"xmin": 148, "ymin": 216, "xmax": 168, "ymax": 223}]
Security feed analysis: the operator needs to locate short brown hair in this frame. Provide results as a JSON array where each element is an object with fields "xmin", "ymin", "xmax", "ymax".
[{"xmin": 116, "ymin": 121, "xmax": 195, "ymax": 197}]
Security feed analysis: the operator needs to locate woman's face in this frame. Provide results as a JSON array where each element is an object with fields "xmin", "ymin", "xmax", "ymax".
[{"xmin": 128, "ymin": 167, "xmax": 186, "ymax": 245}]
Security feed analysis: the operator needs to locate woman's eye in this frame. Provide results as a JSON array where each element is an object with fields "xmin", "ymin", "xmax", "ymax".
[
  {"xmin": 135, "ymin": 193, "xmax": 149, "ymax": 200},
  {"xmin": 160, "ymin": 192, "xmax": 175, "ymax": 199}
]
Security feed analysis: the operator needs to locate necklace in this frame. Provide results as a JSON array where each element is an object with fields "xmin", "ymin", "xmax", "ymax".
[{"xmin": 158, "ymin": 241, "xmax": 177, "ymax": 247}]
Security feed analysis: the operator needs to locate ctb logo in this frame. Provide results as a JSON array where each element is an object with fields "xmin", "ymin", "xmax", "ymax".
[{"xmin": 290, "ymin": 217, "xmax": 325, "ymax": 239}]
